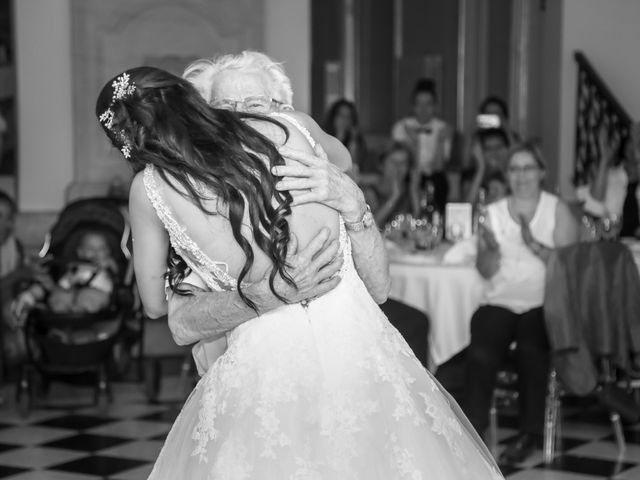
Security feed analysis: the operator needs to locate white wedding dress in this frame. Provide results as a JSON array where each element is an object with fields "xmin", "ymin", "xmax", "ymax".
[{"xmin": 144, "ymin": 116, "xmax": 503, "ymax": 479}]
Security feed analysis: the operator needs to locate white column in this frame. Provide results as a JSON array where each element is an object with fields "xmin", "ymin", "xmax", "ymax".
[
  {"xmin": 509, "ymin": 0, "xmax": 532, "ymax": 139},
  {"xmin": 15, "ymin": 0, "xmax": 74, "ymax": 211},
  {"xmin": 264, "ymin": 0, "xmax": 311, "ymax": 113},
  {"xmin": 342, "ymin": 0, "xmax": 357, "ymax": 102}
]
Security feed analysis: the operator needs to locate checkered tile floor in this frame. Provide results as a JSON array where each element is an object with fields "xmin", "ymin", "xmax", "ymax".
[
  {"xmin": 494, "ymin": 405, "xmax": 640, "ymax": 479},
  {"xmin": 0, "ymin": 376, "xmax": 636, "ymax": 479}
]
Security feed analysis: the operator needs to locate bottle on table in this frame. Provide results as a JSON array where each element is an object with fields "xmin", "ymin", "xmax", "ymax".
[{"xmin": 473, "ymin": 188, "xmax": 488, "ymax": 233}]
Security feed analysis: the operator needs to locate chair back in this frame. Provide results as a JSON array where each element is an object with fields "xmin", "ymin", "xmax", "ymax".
[{"xmin": 544, "ymin": 241, "xmax": 640, "ymax": 394}]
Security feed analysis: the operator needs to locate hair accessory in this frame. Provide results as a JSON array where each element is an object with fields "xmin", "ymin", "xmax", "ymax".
[
  {"xmin": 99, "ymin": 109, "xmax": 114, "ymax": 130},
  {"xmin": 121, "ymin": 143, "xmax": 132, "ymax": 158},
  {"xmin": 111, "ymin": 73, "xmax": 136, "ymax": 101},
  {"xmin": 99, "ymin": 72, "xmax": 137, "ymax": 158},
  {"xmin": 115, "ymin": 130, "xmax": 132, "ymax": 158}
]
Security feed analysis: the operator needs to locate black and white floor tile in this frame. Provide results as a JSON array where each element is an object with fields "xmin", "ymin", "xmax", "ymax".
[{"xmin": 0, "ymin": 376, "xmax": 636, "ymax": 479}]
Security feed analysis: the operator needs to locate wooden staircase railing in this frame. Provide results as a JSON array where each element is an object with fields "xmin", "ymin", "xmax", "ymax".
[{"xmin": 573, "ymin": 51, "xmax": 632, "ymax": 186}]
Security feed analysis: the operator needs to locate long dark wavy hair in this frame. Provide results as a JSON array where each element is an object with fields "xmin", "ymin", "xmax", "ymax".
[{"xmin": 95, "ymin": 66, "xmax": 294, "ymax": 310}]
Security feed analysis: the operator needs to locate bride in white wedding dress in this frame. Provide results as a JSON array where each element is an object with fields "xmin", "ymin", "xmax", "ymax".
[{"xmin": 96, "ymin": 65, "xmax": 503, "ymax": 479}]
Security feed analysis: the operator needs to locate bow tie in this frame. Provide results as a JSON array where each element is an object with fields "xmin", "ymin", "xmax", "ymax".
[{"xmin": 415, "ymin": 126, "xmax": 433, "ymax": 134}]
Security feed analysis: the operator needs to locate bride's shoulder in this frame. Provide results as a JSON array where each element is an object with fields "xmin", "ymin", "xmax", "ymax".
[
  {"xmin": 128, "ymin": 168, "xmax": 163, "ymax": 225},
  {"xmin": 128, "ymin": 164, "xmax": 174, "ymax": 208},
  {"xmin": 129, "ymin": 169, "xmax": 147, "ymax": 204},
  {"xmin": 245, "ymin": 116, "xmax": 288, "ymax": 146}
]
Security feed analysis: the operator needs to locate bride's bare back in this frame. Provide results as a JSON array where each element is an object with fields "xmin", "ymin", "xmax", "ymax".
[{"xmin": 152, "ymin": 111, "xmax": 340, "ymax": 285}]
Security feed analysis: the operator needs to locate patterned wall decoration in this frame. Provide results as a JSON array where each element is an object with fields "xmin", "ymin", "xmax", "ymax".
[{"xmin": 573, "ymin": 52, "xmax": 631, "ymax": 186}]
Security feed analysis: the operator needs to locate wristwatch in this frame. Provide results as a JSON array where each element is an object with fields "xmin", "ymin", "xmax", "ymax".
[{"xmin": 344, "ymin": 204, "xmax": 374, "ymax": 232}]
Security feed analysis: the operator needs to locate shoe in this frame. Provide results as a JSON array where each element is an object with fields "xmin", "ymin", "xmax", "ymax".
[{"xmin": 498, "ymin": 433, "xmax": 537, "ymax": 465}]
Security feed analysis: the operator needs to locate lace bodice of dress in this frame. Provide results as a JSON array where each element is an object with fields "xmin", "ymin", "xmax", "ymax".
[
  {"xmin": 143, "ymin": 165, "xmax": 236, "ymax": 292},
  {"xmin": 142, "ymin": 112, "xmax": 350, "ymax": 293}
]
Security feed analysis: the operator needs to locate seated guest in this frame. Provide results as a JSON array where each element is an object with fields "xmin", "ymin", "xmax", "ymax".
[
  {"xmin": 462, "ymin": 128, "xmax": 510, "ymax": 205},
  {"xmin": 620, "ymin": 122, "xmax": 640, "ymax": 237},
  {"xmin": 463, "ymin": 143, "xmax": 579, "ymax": 465},
  {"xmin": 48, "ymin": 232, "xmax": 115, "ymax": 316},
  {"xmin": 0, "ymin": 191, "xmax": 31, "ymax": 365},
  {"xmin": 482, "ymin": 170, "xmax": 508, "ymax": 205},
  {"xmin": 0, "ymin": 191, "xmax": 23, "ymax": 280},
  {"xmin": 361, "ymin": 142, "xmax": 415, "ymax": 226},
  {"xmin": 478, "ymin": 95, "xmax": 520, "ymax": 146},
  {"xmin": 391, "ymin": 78, "xmax": 452, "ymax": 215},
  {"xmin": 575, "ymin": 126, "xmax": 628, "ymax": 223},
  {"xmin": 323, "ymin": 98, "xmax": 367, "ymax": 179},
  {"xmin": 12, "ymin": 230, "xmax": 119, "ymax": 344}
]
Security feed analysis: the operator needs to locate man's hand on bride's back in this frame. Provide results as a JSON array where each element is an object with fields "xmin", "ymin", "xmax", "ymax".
[
  {"xmin": 265, "ymin": 227, "xmax": 343, "ymax": 305},
  {"xmin": 272, "ymin": 144, "xmax": 366, "ymax": 223},
  {"xmin": 269, "ymin": 143, "xmax": 390, "ymax": 307}
]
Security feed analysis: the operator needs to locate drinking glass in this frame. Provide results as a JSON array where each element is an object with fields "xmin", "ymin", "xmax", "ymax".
[
  {"xmin": 601, "ymin": 214, "xmax": 622, "ymax": 241},
  {"xmin": 413, "ymin": 218, "xmax": 432, "ymax": 250}
]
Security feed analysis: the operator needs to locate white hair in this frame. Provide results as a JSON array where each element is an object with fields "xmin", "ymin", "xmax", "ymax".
[{"xmin": 183, "ymin": 50, "xmax": 294, "ymax": 108}]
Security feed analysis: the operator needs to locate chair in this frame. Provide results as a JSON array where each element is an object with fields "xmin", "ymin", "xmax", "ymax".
[
  {"xmin": 488, "ymin": 344, "xmax": 519, "ymax": 457},
  {"xmin": 489, "ymin": 363, "xmax": 629, "ymax": 464},
  {"xmin": 489, "ymin": 241, "xmax": 640, "ymax": 463},
  {"xmin": 542, "ymin": 366, "xmax": 628, "ymax": 464},
  {"xmin": 541, "ymin": 241, "xmax": 640, "ymax": 462}
]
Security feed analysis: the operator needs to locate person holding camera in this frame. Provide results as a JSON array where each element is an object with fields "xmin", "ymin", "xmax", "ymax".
[
  {"xmin": 478, "ymin": 96, "xmax": 520, "ymax": 146},
  {"xmin": 462, "ymin": 127, "xmax": 510, "ymax": 206}
]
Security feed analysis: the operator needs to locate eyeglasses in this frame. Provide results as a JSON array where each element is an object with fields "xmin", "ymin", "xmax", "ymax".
[
  {"xmin": 507, "ymin": 165, "xmax": 540, "ymax": 174},
  {"xmin": 211, "ymin": 95, "xmax": 283, "ymax": 114}
]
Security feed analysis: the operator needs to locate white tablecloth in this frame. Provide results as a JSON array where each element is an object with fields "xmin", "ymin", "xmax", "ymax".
[
  {"xmin": 388, "ymin": 248, "xmax": 486, "ymax": 367},
  {"xmin": 390, "ymin": 238, "xmax": 640, "ymax": 368},
  {"xmin": 621, "ymin": 237, "xmax": 640, "ymax": 269}
]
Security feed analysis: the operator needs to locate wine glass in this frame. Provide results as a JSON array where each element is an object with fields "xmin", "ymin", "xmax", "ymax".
[
  {"xmin": 431, "ymin": 212, "xmax": 444, "ymax": 247},
  {"xmin": 413, "ymin": 218, "xmax": 432, "ymax": 250},
  {"xmin": 581, "ymin": 214, "xmax": 599, "ymax": 241},
  {"xmin": 601, "ymin": 214, "xmax": 622, "ymax": 241}
]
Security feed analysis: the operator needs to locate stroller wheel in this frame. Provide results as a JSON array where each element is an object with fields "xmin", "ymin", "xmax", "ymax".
[
  {"xmin": 95, "ymin": 389, "xmax": 109, "ymax": 415},
  {"xmin": 144, "ymin": 359, "xmax": 161, "ymax": 404},
  {"xmin": 32, "ymin": 374, "xmax": 50, "ymax": 399},
  {"xmin": 17, "ymin": 391, "xmax": 30, "ymax": 418},
  {"xmin": 16, "ymin": 368, "xmax": 31, "ymax": 418},
  {"xmin": 95, "ymin": 364, "xmax": 111, "ymax": 415}
]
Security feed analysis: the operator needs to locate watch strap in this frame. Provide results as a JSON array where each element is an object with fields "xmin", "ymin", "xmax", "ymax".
[{"xmin": 344, "ymin": 204, "xmax": 373, "ymax": 232}]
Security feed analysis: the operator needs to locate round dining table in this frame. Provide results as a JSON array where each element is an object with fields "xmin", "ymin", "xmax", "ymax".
[{"xmin": 387, "ymin": 241, "xmax": 487, "ymax": 368}]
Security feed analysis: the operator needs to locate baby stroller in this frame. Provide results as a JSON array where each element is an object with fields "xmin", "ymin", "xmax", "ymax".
[{"xmin": 16, "ymin": 197, "xmax": 134, "ymax": 416}]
